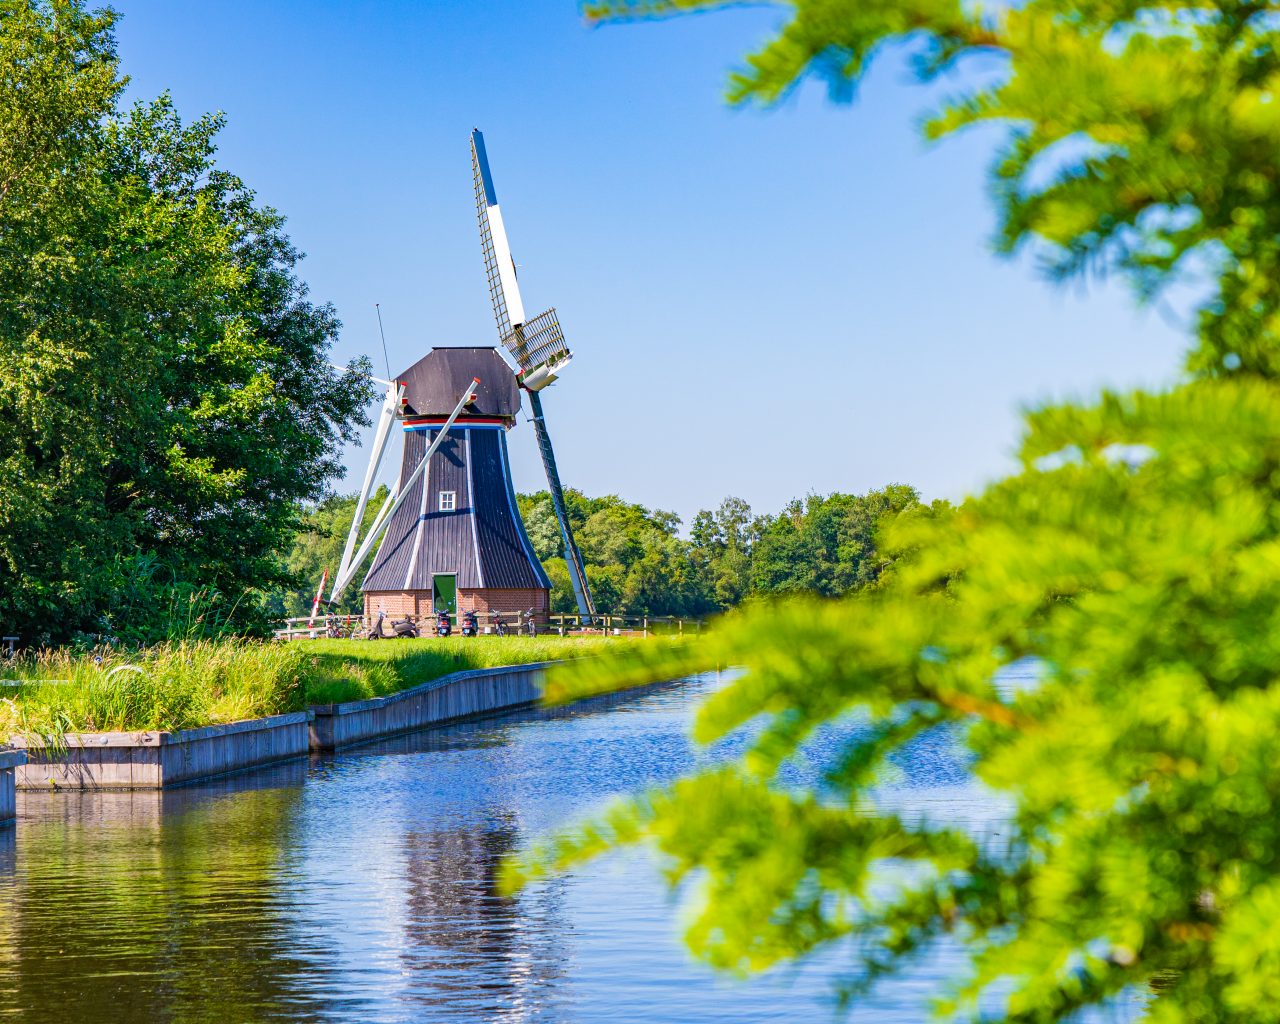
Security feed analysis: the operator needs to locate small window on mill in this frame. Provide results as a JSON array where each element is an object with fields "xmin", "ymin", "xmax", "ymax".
[{"xmin": 439, "ymin": 491, "xmax": 456, "ymax": 512}]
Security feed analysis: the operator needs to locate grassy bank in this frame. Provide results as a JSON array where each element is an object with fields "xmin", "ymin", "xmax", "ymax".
[{"xmin": 0, "ymin": 636, "xmax": 623, "ymax": 741}]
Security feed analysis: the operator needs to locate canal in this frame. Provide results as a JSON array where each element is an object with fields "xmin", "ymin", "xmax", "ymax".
[{"xmin": 0, "ymin": 672, "xmax": 1096, "ymax": 1022}]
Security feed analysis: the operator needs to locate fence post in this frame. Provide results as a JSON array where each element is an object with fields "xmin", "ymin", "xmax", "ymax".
[
  {"xmin": 643, "ymin": 615, "xmax": 648, "ymax": 638},
  {"xmin": 679, "ymin": 619, "xmax": 684, "ymax": 637}
]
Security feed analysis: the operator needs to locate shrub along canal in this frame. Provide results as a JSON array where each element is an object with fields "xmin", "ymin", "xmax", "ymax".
[{"xmin": 0, "ymin": 672, "xmax": 1124, "ymax": 1022}]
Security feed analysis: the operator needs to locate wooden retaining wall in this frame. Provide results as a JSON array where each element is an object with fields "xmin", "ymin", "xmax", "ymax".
[
  {"xmin": 309, "ymin": 662, "xmax": 551, "ymax": 750},
  {"xmin": 10, "ymin": 711, "xmax": 312, "ymax": 791},
  {"xmin": 0, "ymin": 752, "xmax": 23, "ymax": 824},
  {"xmin": 0, "ymin": 749, "xmax": 24, "ymax": 823},
  {"xmin": 4, "ymin": 660, "xmax": 608, "ymax": 791}
]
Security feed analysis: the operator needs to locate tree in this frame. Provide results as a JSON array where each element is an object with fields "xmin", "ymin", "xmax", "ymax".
[
  {"xmin": 271, "ymin": 487, "xmax": 389, "ymax": 617},
  {"xmin": 0, "ymin": 0, "xmax": 372, "ymax": 643},
  {"xmin": 690, "ymin": 497, "xmax": 757, "ymax": 608},
  {"xmin": 507, "ymin": 2, "xmax": 1280, "ymax": 1019},
  {"xmin": 518, "ymin": 495, "xmax": 565, "ymax": 564},
  {"xmin": 750, "ymin": 486, "xmax": 931, "ymax": 597}
]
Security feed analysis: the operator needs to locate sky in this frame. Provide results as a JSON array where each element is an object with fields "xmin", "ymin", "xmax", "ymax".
[{"xmin": 113, "ymin": 1, "xmax": 1193, "ymax": 527}]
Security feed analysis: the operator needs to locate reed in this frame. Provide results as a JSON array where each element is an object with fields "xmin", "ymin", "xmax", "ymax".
[{"xmin": 0, "ymin": 636, "xmax": 622, "ymax": 742}]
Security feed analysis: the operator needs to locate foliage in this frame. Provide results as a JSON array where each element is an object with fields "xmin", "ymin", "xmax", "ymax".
[
  {"xmin": 269, "ymin": 487, "xmax": 389, "ymax": 618},
  {"xmin": 514, "ymin": 485, "xmax": 934, "ymax": 615},
  {"xmin": 499, "ymin": 1, "xmax": 1280, "ymax": 1020},
  {"xmin": 281, "ymin": 484, "xmax": 927, "ymax": 621},
  {"xmin": 0, "ymin": 635, "xmax": 626, "ymax": 738},
  {"xmin": 0, "ymin": 0, "xmax": 373, "ymax": 645}
]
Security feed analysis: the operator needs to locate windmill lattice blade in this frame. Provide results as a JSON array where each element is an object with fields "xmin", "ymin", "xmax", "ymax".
[
  {"xmin": 506, "ymin": 308, "xmax": 571, "ymax": 377},
  {"xmin": 471, "ymin": 129, "xmax": 525, "ymax": 341}
]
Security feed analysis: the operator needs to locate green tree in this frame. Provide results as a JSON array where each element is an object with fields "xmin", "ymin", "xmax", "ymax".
[
  {"xmin": 271, "ymin": 487, "xmax": 389, "ymax": 617},
  {"xmin": 0, "ymin": 0, "xmax": 372, "ymax": 643},
  {"xmin": 690, "ymin": 496, "xmax": 757, "ymax": 608},
  {"xmin": 520, "ymin": 495, "xmax": 565, "ymax": 564},
  {"xmin": 752, "ymin": 485, "xmax": 934, "ymax": 596},
  {"xmin": 507, "ymin": 2, "xmax": 1280, "ymax": 1019}
]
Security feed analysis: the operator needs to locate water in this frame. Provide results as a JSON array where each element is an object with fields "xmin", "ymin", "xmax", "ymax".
[{"xmin": 0, "ymin": 674, "xmax": 1121, "ymax": 1022}]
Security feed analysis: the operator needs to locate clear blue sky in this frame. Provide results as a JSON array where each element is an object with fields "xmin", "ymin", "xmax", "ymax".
[{"xmin": 114, "ymin": 1, "xmax": 1191, "ymax": 525}]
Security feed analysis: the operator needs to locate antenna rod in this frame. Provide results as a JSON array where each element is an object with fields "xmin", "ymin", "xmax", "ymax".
[{"xmin": 375, "ymin": 303, "xmax": 392, "ymax": 380}]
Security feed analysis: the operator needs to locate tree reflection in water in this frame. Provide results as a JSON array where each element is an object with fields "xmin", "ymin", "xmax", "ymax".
[{"xmin": 0, "ymin": 764, "xmax": 338, "ymax": 1023}]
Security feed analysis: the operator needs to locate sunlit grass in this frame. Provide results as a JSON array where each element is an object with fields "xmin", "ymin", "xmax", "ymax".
[
  {"xmin": 0, "ymin": 636, "xmax": 628, "ymax": 742},
  {"xmin": 299, "ymin": 636, "xmax": 619, "ymax": 705}
]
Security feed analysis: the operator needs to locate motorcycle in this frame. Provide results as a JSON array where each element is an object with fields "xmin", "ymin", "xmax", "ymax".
[
  {"xmin": 436, "ymin": 610, "xmax": 453, "ymax": 637},
  {"xmin": 521, "ymin": 608, "xmax": 537, "ymax": 638},
  {"xmin": 492, "ymin": 611, "xmax": 508, "ymax": 637},
  {"xmin": 460, "ymin": 610, "xmax": 478, "ymax": 637}
]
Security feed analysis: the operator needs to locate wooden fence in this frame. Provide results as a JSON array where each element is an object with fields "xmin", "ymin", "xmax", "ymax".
[{"xmin": 273, "ymin": 612, "xmax": 703, "ymax": 641}]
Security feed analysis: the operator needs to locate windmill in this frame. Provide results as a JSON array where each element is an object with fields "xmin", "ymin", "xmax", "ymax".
[
  {"xmin": 470, "ymin": 129, "xmax": 597, "ymax": 624},
  {"xmin": 328, "ymin": 347, "xmax": 553, "ymax": 625}
]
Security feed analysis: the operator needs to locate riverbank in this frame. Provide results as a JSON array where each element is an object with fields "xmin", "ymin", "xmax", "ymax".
[{"xmin": 0, "ymin": 636, "xmax": 627, "ymax": 743}]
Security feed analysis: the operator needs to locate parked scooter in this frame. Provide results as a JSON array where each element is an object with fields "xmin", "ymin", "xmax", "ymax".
[
  {"xmin": 521, "ymin": 607, "xmax": 537, "ymax": 637},
  {"xmin": 390, "ymin": 615, "xmax": 419, "ymax": 639},
  {"xmin": 436, "ymin": 610, "xmax": 453, "ymax": 637},
  {"xmin": 368, "ymin": 610, "xmax": 420, "ymax": 639},
  {"xmin": 461, "ymin": 610, "xmax": 479, "ymax": 637},
  {"xmin": 492, "ymin": 610, "xmax": 508, "ymax": 637}
]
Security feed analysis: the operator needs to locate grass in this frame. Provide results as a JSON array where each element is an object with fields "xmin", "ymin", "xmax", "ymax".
[
  {"xmin": 0, "ymin": 635, "xmax": 625, "ymax": 743},
  {"xmin": 299, "ymin": 635, "xmax": 617, "ymax": 706}
]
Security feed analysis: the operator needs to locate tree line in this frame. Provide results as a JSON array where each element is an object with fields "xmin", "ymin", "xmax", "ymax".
[{"xmin": 274, "ymin": 484, "xmax": 948, "ymax": 618}]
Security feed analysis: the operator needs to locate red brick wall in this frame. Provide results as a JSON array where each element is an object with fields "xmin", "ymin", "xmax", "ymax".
[
  {"xmin": 364, "ymin": 588, "xmax": 549, "ymax": 624},
  {"xmin": 460, "ymin": 588, "xmax": 549, "ymax": 621}
]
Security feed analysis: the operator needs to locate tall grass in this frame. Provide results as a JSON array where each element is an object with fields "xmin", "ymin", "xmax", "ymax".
[
  {"xmin": 0, "ymin": 636, "xmax": 623, "ymax": 743},
  {"xmin": 0, "ymin": 641, "xmax": 307, "ymax": 742}
]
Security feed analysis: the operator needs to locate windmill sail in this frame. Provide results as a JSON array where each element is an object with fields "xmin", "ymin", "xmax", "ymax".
[
  {"xmin": 470, "ymin": 128, "xmax": 596, "ymax": 623},
  {"xmin": 472, "ymin": 129, "xmax": 524, "ymax": 339},
  {"xmin": 471, "ymin": 130, "xmax": 572, "ymax": 392}
]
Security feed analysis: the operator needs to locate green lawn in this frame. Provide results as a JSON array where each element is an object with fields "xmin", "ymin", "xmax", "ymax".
[{"xmin": 0, "ymin": 635, "xmax": 625, "ymax": 741}]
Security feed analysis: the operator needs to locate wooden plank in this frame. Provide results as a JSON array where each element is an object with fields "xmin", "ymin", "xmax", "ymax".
[
  {"xmin": 0, "ymin": 753, "xmax": 18, "ymax": 823},
  {"xmin": 13, "ymin": 713, "xmax": 312, "ymax": 790},
  {"xmin": 309, "ymin": 662, "xmax": 554, "ymax": 751}
]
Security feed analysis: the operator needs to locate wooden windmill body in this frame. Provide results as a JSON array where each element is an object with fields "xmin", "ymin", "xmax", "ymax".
[{"xmin": 361, "ymin": 347, "xmax": 550, "ymax": 622}]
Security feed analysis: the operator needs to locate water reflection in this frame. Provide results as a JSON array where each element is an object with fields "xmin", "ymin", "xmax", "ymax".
[
  {"xmin": 399, "ymin": 817, "xmax": 571, "ymax": 1022},
  {"xmin": 0, "ymin": 675, "xmax": 1104, "ymax": 1023},
  {"xmin": 0, "ymin": 764, "xmax": 339, "ymax": 1022}
]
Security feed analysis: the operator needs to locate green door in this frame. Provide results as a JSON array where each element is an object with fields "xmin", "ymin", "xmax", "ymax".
[{"xmin": 432, "ymin": 574, "xmax": 457, "ymax": 614}]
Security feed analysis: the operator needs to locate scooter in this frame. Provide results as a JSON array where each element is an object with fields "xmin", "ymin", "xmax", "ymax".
[
  {"xmin": 390, "ymin": 616, "xmax": 419, "ymax": 639},
  {"xmin": 368, "ymin": 611, "xmax": 419, "ymax": 639},
  {"xmin": 436, "ymin": 610, "xmax": 452, "ymax": 637},
  {"xmin": 461, "ymin": 610, "xmax": 479, "ymax": 637},
  {"xmin": 521, "ymin": 608, "xmax": 537, "ymax": 638},
  {"xmin": 492, "ymin": 611, "xmax": 508, "ymax": 637}
]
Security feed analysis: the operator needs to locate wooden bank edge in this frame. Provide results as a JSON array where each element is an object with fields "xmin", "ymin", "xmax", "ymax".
[
  {"xmin": 7, "ymin": 656, "xmax": 640, "ymax": 790},
  {"xmin": 4, "ymin": 662, "xmax": 559, "ymax": 789}
]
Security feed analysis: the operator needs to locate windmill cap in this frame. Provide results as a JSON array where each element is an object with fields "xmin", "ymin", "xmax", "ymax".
[{"xmin": 395, "ymin": 348, "xmax": 520, "ymax": 420}]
